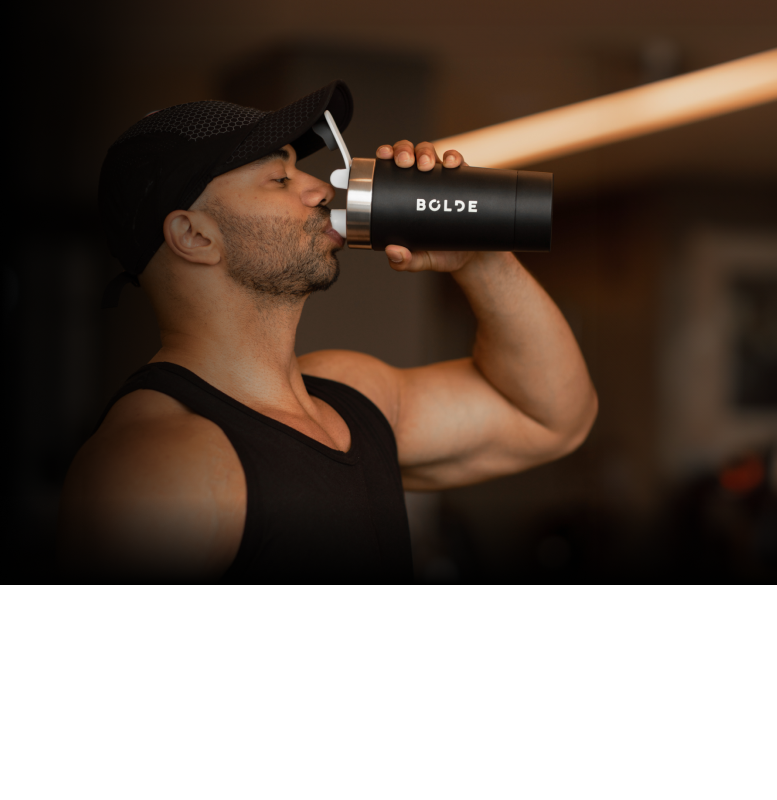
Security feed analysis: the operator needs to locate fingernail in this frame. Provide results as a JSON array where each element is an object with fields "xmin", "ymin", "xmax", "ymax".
[
  {"xmin": 419, "ymin": 154, "xmax": 431, "ymax": 167},
  {"xmin": 388, "ymin": 251, "xmax": 403, "ymax": 263},
  {"xmin": 378, "ymin": 146, "xmax": 391, "ymax": 156},
  {"xmin": 444, "ymin": 155, "xmax": 456, "ymax": 165},
  {"xmin": 398, "ymin": 151, "xmax": 412, "ymax": 165}
]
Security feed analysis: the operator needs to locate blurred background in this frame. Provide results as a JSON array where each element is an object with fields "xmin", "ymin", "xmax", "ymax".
[{"xmin": 5, "ymin": 0, "xmax": 776, "ymax": 581}]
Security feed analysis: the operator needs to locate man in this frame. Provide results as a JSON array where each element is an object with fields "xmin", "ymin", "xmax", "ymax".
[{"xmin": 59, "ymin": 80, "xmax": 597, "ymax": 580}]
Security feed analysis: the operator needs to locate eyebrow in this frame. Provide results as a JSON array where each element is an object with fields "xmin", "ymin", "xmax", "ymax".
[{"xmin": 247, "ymin": 149, "xmax": 290, "ymax": 169}]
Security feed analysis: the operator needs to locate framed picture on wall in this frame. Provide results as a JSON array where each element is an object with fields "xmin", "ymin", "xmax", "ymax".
[{"xmin": 659, "ymin": 226, "xmax": 777, "ymax": 480}]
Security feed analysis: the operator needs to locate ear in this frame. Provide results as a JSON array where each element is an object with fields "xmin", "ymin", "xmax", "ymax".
[{"xmin": 163, "ymin": 209, "xmax": 221, "ymax": 266}]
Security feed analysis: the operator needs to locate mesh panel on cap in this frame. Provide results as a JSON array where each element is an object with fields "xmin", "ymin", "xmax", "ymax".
[
  {"xmin": 116, "ymin": 101, "xmax": 269, "ymax": 145},
  {"xmin": 223, "ymin": 85, "xmax": 331, "ymax": 167}
]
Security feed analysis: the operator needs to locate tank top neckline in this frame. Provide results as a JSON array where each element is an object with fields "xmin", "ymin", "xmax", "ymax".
[{"xmin": 137, "ymin": 361, "xmax": 361, "ymax": 465}]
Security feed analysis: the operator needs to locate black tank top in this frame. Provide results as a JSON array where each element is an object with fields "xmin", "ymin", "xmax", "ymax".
[{"xmin": 99, "ymin": 362, "xmax": 413, "ymax": 582}]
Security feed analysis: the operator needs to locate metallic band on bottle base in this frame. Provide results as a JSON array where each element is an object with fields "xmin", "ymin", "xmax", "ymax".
[{"xmin": 346, "ymin": 157, "xmax": 375, "ymax": 249}]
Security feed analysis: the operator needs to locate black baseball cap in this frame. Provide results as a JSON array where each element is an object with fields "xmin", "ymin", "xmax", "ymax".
[{"xmin": 98, "ymin": 79, "xmax": 353, "ymax": 307}]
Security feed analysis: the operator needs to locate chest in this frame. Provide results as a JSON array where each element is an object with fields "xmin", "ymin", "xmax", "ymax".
[{"xmin": 262, "ymin": 398, "xmax": 352, "ymax": 453}]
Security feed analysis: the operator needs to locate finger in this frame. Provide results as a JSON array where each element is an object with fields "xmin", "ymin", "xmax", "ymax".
[
  {"xmin": 409, "ymin": 251, "xmax": 434, "ymax": 272},
  {"xmin": 386, "ymin": 248, "xmax": 471, "ymax": 273},
  {"xmin": 402, "ymin": 251, "xmax": 436, "ymax": 272},
  {"xmin": 415, "ymin": 141, "xmax": 440, "ymax": 171},
  {"xmin": 385, "ymin": 245, "xmax": 412, "ymax": 268},
  {"xmin": 442, "ymin": 150, "xmax": 464, "ymax": 168},
  {"xmin": 376, "ymin": 145, "xmax": 393, "ymax": 159},
  {"xmin": 386, "ymin": 247, "xmax": 440, "ymax": 273},
  {"xmin": 392, "ymin": 140, "xmax": 416, "ymax": 168}
]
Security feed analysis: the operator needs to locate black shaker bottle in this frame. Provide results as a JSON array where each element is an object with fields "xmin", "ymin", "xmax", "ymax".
[{"xmin": 314, "ymin": 110, "xmax": 553, "ymax": 252}]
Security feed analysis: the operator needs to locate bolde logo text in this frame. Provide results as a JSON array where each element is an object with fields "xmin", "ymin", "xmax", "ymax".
[{"xmin": 416, "ymin": 199, "xmax": 478, "ymax": 212}]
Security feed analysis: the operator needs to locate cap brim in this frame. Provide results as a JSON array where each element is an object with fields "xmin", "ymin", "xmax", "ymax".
[
  {"xmin": 289, "ymin": 80, "xmax": 353, "ymax": 160},
  {"xmin": 213, "ymin": 80, "xmax": 353, "ymax": 177}
]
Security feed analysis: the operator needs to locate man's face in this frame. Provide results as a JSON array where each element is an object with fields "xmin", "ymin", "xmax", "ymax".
[{"xmin": 201, "ymin": 145, "xmax": 343, "ymax": 299}]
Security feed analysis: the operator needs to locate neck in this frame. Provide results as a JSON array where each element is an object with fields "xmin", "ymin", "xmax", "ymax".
[{"xmin": 149, "ymin": 274, "xmax": 312, "ymax": 412}]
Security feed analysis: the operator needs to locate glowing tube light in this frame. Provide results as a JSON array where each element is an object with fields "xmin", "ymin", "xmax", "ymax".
[{"xmin": 432, "ymin": 49, "xmax": 777, "ymax": 168}]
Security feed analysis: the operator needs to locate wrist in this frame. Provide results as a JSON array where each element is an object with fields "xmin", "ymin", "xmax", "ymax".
[
  {"xmin": 451, "ymin": 251, "xmax": 523, "ymax": 288},
  {"xmin": 449, "ymin": 251, "xmax": 532, "ymax": 325}
]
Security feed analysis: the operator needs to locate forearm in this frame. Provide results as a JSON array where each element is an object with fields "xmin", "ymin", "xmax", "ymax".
[{"xmin": 452, "ymin": 251, "xmax": 597, "ymax": 441}]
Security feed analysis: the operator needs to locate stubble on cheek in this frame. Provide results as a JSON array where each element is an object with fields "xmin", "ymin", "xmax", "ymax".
[{"xmin": 208, "ymin": 202, "xmax": 340, "ymax": 299}]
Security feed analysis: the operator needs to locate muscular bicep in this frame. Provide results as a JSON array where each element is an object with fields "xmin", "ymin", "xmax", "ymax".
[{"xmin": 395, "ymin": 358, "xmax": 577, "ymax": 490}]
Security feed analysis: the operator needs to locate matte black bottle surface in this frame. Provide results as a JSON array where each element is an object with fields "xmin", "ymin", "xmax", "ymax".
[{"xmin": 372, "ymin": 159, "xmax": 552, "ymax": 251}]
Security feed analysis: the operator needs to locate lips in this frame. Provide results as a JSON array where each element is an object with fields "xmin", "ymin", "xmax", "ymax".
[
  {"xmin": 307, "ymin": 208, "xmax": 343, "ymax": 248},
  {"xmin": 324, "ymin": 225, "xmax": 344, "ymax": 248}
]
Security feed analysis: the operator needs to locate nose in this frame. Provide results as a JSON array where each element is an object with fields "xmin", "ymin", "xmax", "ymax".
[{"xmin": 300, "ymin": 175, "xmax": 335, "ymax": 209}]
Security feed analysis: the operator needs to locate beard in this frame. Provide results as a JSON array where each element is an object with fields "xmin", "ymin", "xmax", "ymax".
[{"xmin": 207, "ymin": 201, "xmax": 341, "ymax": 299}]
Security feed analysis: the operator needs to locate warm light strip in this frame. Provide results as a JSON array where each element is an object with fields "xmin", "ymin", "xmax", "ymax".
[{"xmin": 432, "ymin": 49, "xmax": 777, "ymax": 168}]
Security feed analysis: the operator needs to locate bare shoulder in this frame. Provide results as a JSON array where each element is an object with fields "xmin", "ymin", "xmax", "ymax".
[
  {"xmin": 298, "ymin": 349, "xmax": 401, "ymax": 428},
  {"xmin": 59, "ymin": 389, "xmax": 245, "ymax": 578}
]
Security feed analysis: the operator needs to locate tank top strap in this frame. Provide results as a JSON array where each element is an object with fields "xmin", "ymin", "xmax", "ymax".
[{"xmin": 93, "ymin": 362, "xmax": 232, "ymax": 434}]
